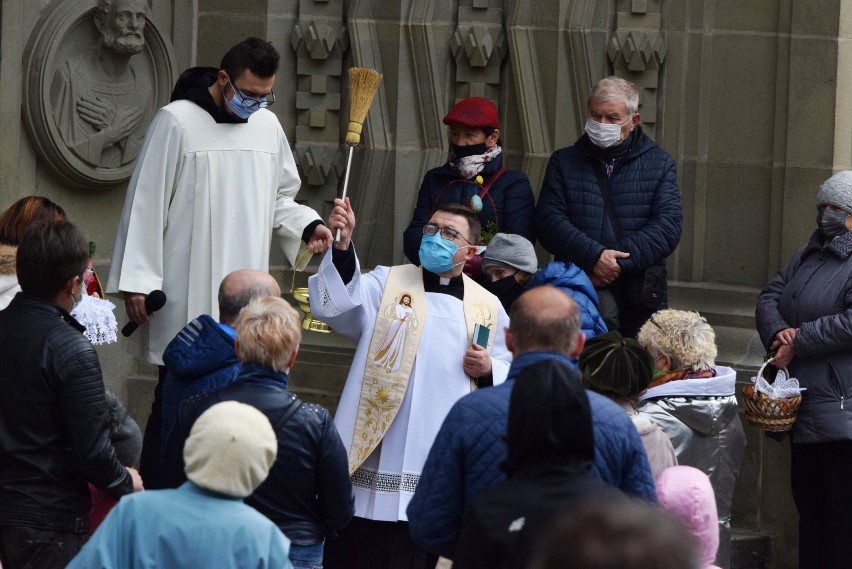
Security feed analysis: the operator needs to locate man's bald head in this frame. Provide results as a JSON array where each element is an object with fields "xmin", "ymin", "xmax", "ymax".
[
  {"xmin": 508, "ymin": 286, "xmax": 583, "ymax": 357},
  {"xmin": 218, "ymin": 269, "xmax": 281, "ymax": 324}
]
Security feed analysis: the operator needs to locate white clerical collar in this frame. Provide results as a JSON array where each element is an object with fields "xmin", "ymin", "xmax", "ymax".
[{"xmin": 439, "ymin": 277, "xmax": 451, "ymax": 285}]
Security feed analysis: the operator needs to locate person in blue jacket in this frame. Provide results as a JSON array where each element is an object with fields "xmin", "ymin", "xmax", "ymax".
[
  {"xmin": 481, "ymin": 232, "xmax": 607, "ymax": 338},
  {"xmin": 403, "ymin": 97, "xmax": 535, "ymax": 268},
  {"xmin": 407, "ymin": 286, "xmax": 655, "ymax": 561},
  {"xmin": 140, "ymin": 269, "xmax": 281, "ymax": 488},
  {"xmin": 69, "ymin": 401, "xmax": 294, "ymax": 569},
  {"xmin": 536, "ymin": 76, "xmax": 682, "ymax": 337}
]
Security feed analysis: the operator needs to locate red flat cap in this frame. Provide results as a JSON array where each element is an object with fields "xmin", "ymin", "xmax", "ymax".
[{"xmin": 442, "ymin": 97, "xmax": 499, "ymax": 129}]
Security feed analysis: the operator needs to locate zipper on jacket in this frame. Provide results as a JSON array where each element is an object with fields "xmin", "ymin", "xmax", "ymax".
[{"xmin": 829, "ymin": 364, "xmax": 847, "ymax": 410}]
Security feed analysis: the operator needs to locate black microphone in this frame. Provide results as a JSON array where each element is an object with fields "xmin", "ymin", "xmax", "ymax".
[{"xmin": 121, "ymin": 290, "xmax": 167, "ymax": 337}]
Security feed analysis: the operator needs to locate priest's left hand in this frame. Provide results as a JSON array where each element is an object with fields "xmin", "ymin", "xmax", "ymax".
[
  {"xmin": 463, "ymin": 344, "xmax": 492, "ymax": 378},
  {"xmin": 307, "ymin": 224, "xmax": 334, "ymax": 254}
]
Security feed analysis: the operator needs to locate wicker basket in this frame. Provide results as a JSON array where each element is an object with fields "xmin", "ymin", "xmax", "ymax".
[{"xmin": 741, "ymin": 360, "xmax": 802, "ymax": 432}]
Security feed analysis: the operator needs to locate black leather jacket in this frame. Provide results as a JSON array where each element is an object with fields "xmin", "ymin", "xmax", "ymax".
[
  {"xmin": 166, "ymin": 363, "xmax": 354, "ymax": 545},
  {"xmin": 0, "ymin": 294, "xmax": 133, "ymax": 532}
]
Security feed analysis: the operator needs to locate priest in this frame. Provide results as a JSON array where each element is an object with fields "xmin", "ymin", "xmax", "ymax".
[{"xmin": 310, "ymin": 198, "xmax": 512, "ymax": 569}]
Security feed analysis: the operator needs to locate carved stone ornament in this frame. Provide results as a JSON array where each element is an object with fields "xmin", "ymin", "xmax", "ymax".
[{"xmin": 23, "ymin": 0, "xmax": 176, "ymax": 189}]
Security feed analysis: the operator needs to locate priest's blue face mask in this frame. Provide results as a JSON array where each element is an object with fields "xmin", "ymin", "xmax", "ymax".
[{"xmin": 420, "ymin": 223, "xmax": 474, "ymax": 274}]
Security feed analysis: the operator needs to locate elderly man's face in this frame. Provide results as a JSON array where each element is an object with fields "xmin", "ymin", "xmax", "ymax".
[
  {"xmin": 588, "ymin": 98, "xmax": 638, "ymax": 141},
  {"xmin": 102, "ymin": 0, "xmax": 147, "ymax": 55}
]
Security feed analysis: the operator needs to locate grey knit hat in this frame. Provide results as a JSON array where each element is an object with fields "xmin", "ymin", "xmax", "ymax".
[
  {"xmin": 482, "ymin": 233, "xmax": 538, "ymax": 274},
  {"xmin": 816, "ymin": 171, "xmax": 852, "ymax": 212}
]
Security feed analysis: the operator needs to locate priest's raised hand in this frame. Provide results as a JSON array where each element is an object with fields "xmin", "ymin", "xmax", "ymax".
[{"xmin": 330, "ymin": 197, "xmax": 356, "ymax": 250}]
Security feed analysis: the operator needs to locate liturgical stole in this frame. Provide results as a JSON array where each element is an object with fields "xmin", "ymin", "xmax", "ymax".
[{"xmin": 348, "ymin": 264, "xmax": 499, "ymax": 474}]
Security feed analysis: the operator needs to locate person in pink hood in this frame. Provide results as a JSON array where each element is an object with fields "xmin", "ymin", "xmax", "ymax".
[{"xmin": 655, "ymin": 465, "xmax": 721, "ymax": 569}]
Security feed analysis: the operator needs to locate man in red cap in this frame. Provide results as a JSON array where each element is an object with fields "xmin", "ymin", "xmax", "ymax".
[{"xmin": 402, "ymin": 97, "xmax": 535, "ymax": 271}]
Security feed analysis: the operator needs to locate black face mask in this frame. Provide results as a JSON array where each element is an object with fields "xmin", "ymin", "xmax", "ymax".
[
  {"xmin": 485, "ymin": 274, "xmax": 526, "ymax": 310},
  {"xmin": 817, "ymin": 209, "xmax": 850, "ymax": 239},
  {"xmin": 452, "ymin": 142, "xmax": 488, "ymax": 159}
]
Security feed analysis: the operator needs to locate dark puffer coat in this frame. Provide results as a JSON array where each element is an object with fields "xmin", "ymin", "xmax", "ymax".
[
  {"xmin": 403, "ymin": 155, "xmax": 535, "ymax": 264},
  {"xmin": 407, "ymin": 352, "xmax": 655, "ymax": 559},
  {"xmin": 535, "ymin": 128, "xmax": 682, "ymax": 275},
  {"xmin": 756, "ymin": 231, "xmax": 852, "ymax": 444}
]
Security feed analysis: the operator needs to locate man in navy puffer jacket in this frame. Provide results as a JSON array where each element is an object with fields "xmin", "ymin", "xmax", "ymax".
[
  {"xmin": 406, "ymin": 286, "xmax": 655, "ymax": 560},
  {"xmin": 153, "ymin": 269, "xmax": 281, "ymax": 486},
  {"xmin": 536, "ymin": 76, "xmax": 682, "ymax": 337}
]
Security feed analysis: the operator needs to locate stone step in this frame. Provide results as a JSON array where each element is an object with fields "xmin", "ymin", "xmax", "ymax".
[{"xmin": 731, "ymin": 529, "xmax": 771, "ymax": 569}]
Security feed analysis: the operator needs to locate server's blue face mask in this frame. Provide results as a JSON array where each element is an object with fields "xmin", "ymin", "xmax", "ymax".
[{"xmin": 224, "ymin": 76, "xmax": 274, "ymax": 119}]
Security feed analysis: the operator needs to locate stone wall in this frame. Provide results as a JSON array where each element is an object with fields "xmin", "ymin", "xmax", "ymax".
[{"xmin": 5, "ymin": 1, "xmax": 852, "ymax": 566}]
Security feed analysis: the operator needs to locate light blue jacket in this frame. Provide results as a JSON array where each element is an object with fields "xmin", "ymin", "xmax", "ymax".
[{"xmin": 68, "ymin": 482, "xmax": 293, "ymax": 569}]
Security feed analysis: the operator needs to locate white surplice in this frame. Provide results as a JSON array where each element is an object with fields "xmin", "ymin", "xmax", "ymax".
[
  {"xmin": 309, "ymin": 248, "xmax": 512, "ymax": 521},
  {"xmin": 107, "ymin": 101, "xmax": 320, "ymax": 364}
]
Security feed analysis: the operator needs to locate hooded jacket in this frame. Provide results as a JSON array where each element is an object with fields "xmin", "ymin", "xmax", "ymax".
[
  {"xmin": 656, "ymin": 465, "xmax": 722, "ymax": 569},
  {"xmin": 528, "ymin": 261, "xmax": 608, "ymax": 338},
  {"xmin": 453, "ymin": 359, "xmax": 620, "ymax": 569},
  {"xmin": 159, "ymin": 314, "xmax": 241, "ymax": 460},
  {"xmin": 407, "ymin": 351, "xmax": 655, "ymax": 559},
  {"xmin": 617, "ymin": 402, "xmax": 677, "ymax": 479},
  {"xmin": 637, "ymin": 366, "xmax": 745, "ymax": 568}
]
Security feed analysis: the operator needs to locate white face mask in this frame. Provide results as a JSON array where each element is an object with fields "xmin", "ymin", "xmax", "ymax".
[
  {"xmin": 584, "ymin": 117, "xmax": 630, "ymax": 149},
  {"xmin": 70, "ymin": 283, "xmax": 84, "ymax": 312}
]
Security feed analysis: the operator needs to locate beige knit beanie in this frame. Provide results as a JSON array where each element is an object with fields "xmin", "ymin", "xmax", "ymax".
[{"xmin": 183, "ymin": 401, "xmax": 277, "ymax": 498}]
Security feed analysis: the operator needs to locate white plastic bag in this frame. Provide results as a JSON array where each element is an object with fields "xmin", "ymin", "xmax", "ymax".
[{"xmin": 752, "ymin": 359, "xmax": 806, "ymax": 400}]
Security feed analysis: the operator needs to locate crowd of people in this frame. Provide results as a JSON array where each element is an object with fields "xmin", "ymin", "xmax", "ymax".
[{"xmin": 0, "ymin": 29, "xmax": 846, "ymax": 569}]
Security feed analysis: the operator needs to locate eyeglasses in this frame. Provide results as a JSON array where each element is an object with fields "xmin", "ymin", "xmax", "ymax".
[
  {"xmin": 228, "ymin": 77, "xmax": 276, "ymax": 110},
  {"xmin": 423, "ymin": 223, "xmax": 472, "ymax": 244}
]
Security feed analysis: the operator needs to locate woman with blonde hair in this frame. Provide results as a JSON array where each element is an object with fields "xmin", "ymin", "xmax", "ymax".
[
  {"xmin": 636, "ymin": 309, "xmax": 745, "ymax": 569},
  {"xmin": 167, "ymin": 296, "xmax": 354, "ymax": 569}
]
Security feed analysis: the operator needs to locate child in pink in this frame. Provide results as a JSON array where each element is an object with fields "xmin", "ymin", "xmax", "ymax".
[{"xmin": 655, "ymin": 465, "xmax": 722, "ymax": 569}]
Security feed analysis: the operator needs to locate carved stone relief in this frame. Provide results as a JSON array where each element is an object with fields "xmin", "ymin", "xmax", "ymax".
[
  {"xmin": 290, "ymin": 0, "xmax": 348, "ymax": 194},
  {"xmin": 23, "ymin": 0, "xmax": 176, "ymax": 189},
  {"xmin": 607, "ymin": 0, "xmax": 666, "ymax": 138},
  {"xmin": 451, "ymin": 0, "xmax": 507, "ymax": 102}
]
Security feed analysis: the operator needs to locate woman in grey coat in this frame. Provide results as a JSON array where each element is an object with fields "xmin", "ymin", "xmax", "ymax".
[{"xmin": 756, "ymin": 170, "xmax": 852, "ymax": 569}]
